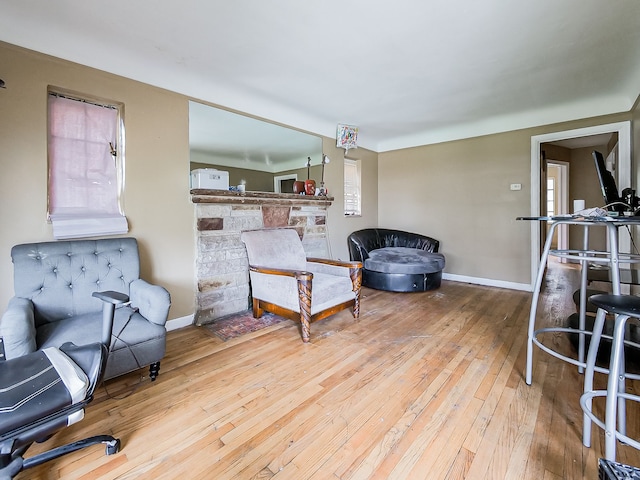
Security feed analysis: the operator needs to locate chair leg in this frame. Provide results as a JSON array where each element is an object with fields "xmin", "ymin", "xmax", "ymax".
[
  {"xmin": 297, "ymin": 274, "xmax": 312, "ymax": 343},
  {"xmin": 350, "ymin": 266, "xmax": 362, "ymax": 319},
  {"xmin": 252, "ymin": 298, "xmax": 263, "ymax": 319},
  {"xmin": 583, "ymin": 307, "xmax": 607, "ymax": 447},
  {"xmin": 21, "ymin": 435, "xmax": 120, "ymax": 470},
  {"xmin": 604, "ymin": 314, "xmax": 630, "ymax": 460},
  {"xmin": 149, "ymin": 362, "xmax": 160, "ymax": 381}
]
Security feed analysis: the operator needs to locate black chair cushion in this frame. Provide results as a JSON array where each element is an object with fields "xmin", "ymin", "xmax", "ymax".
[
  {"xmin": 590, "ymin": 294, "xmax": 640, "ymax": 317},
  {"xmin": 0, "ymin": 348, "xmax": 88, "ymax": 435},
  {"xmin": 364, "ymin": 247, "xmax": 445, "ymax": 275}
]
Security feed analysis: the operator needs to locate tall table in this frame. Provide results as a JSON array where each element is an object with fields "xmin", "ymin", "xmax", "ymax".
[{"xmin": 519, "ymin": 215, "xmax": 640, "ymax": 385}]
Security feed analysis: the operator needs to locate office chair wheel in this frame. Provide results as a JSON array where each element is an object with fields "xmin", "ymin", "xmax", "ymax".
[{"xmin": 106, "ymin": 438, "xmax": 121, "ymax": 455}]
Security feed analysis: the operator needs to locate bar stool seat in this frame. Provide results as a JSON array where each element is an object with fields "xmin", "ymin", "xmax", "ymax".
[
  {"xmin": 581, "ymin": 294, "xmax": 640, "ymax": 461},
  {"xmin": 591, "ymin": 295, "xmax": 640, "ymax": 317}
]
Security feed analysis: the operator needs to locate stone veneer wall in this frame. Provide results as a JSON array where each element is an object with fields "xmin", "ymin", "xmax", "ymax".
[{"xmin": 191, "ymin": 190, "xmax": 333, "ymax": 325}]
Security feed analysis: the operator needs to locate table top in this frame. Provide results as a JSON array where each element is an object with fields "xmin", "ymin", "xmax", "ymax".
[{"xmin": 517, "ymin": 215, "xmax": 640, "ymax": 224}]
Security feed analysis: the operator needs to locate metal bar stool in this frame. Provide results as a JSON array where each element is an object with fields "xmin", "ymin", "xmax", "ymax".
[
  {"xmin": 524, "ymin": 218, "xmax": 640, "ymax": 385},
  {"xmin": 581, "ymin": 294, "xmax": 640, "ymax": 461}
]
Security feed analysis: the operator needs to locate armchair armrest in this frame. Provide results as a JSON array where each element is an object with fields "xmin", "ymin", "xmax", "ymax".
[
  {"xmin": 129, "ymin": 279, "xmax": 171, "ymax": 326},
  {"xmin": 308, "ymin": 258, "xmax": 362, "ymax": 267},
  {"xmin": 0, "ymin": 297, "xmax": 36, "ymax": 360},
  {"xmin": 249, "ymin": 265, "xmax": 313, "ymax": 280},
  {"xmin": 248, "ymin": 265, "xmax": 314, "ymax": 337},
  {"xmin": 92, "ymin": 291, "xmax": 129, "ymax": 348},
  {"xmin": 92, "ymin": 291, "xmax": 129, "ymax": 305},
  {"xmin": 307, "ymin": 257, "xmax": 362, "ymax": 271},
  {"xmin": 307, "ymin": 258, "xmax": 363, "ymax": 292}
]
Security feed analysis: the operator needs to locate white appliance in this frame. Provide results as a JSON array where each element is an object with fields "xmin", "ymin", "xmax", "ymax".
[{"xmin": 190, "ymin": 169, "xmax": 230, "ymax": 190}]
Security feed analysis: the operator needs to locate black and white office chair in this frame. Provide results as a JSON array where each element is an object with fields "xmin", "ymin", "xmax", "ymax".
[{"xmin": 0, "ymin": 291, "xmax": 126, "ymax": 479}]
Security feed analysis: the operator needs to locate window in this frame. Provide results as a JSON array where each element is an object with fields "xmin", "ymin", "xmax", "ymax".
[
  {"xmin": 546, "ymin": 177, "xmax": 555, "ymax": 216},
  {"xmin": 344, "ymin": 158, "xmax": 361, "ymax": 216},
  {"xmin": 48, "ymin": 91, "xmax": 127, "ymax": 239}
]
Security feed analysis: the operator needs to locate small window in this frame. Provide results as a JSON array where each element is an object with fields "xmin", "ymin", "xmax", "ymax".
[
  {"xmin": 47, "ymin": 90, "xmax": 127, "ymax": 239},
  {"xmin": 547, "ymin": 177, "xmax": 555, "ymax": 216},
  {"xmin": 344, "ymin": 158, "xmax": 361, "ymax": 216}
]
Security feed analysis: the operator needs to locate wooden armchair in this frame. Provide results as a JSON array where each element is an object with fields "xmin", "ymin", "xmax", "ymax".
[{"xmin": 240, "ymin": 228, "xmax": 362, "ymax": 342}]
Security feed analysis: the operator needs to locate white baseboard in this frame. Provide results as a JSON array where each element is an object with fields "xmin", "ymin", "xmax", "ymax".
[
  {"xmin": 442, "ymin": 272, "xmax": 532, "ymax": 292},
  {"xmin": 166, "ymin": 314, "xmax": 194, "ymax": 331}
]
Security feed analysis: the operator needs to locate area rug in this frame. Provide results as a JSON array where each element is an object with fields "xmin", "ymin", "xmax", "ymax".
[{"xmin": 203, "ymin": 310, "xmax": 289, "ymax": 341}]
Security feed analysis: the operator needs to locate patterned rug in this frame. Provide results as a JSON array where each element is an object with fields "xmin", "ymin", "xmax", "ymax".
[{"xmin": 203, "ymin": 310, "xmax": 289, "ymax": 341}]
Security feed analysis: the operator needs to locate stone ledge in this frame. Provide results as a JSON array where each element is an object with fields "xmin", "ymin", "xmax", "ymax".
[{"xmin": 191, "ymin": 189, "xmax": 334, "ymax": 206}]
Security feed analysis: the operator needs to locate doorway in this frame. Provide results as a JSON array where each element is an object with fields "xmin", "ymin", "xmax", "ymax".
[
  {"xmin": 274, "ymin": 174, "xmax": 298, "ymax": 193},
  {"xmin": 528, "ymin": 121, "xmax": 632, "ymax": 288}
]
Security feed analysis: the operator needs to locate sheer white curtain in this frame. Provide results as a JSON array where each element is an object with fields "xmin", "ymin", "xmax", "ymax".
[
  {"xmin": 344, "ymin": 158, "xmax": 361, "ymax": 216},
  {"xmin": 48, "ymin": 94, "xmax": 127, "ymax": 239}
]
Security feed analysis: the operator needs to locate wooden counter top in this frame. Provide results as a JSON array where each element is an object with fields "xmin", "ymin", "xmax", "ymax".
[{"xmin": 190, "ymin": 189, "xmax": 334, "ymax": 206}]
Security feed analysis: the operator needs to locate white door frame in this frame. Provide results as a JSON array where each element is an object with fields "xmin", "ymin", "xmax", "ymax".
[
  {"xmin": 529, "ymin": 121, "xmax": 632, "ymax": 288},
  {"xmin": 273, "ymin": 174, "xmax": 298, "ymax": 193}
]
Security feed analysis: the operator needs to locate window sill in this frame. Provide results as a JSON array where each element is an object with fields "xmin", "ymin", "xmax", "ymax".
[{"xmin": 49, "ymin": 214, "xmax": 129, "ymax": 240}]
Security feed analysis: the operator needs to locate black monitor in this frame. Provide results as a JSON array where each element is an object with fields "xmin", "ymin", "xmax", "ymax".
[{"xmin": 593, "ymin": 150, "xmax": 626, "ymax": 214}]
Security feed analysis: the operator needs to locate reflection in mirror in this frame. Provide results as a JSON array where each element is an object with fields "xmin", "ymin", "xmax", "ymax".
[{"xmin": 189, "ymin": 101, "xmax": 323, "ymax": 193}]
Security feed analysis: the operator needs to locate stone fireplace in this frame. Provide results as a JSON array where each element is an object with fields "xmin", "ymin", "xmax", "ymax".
[{"xmin": 191, "ymin": 189, "xmax": 334, "ymax": 325}]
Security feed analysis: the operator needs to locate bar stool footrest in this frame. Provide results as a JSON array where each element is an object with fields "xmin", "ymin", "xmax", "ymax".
[
  {"xmin": 581, "ymin": 390, "xmax": 640, "ymax": 451},
  {"xmin": 533, "ymin": 328, "xmax": 640, "ymax": 380}
]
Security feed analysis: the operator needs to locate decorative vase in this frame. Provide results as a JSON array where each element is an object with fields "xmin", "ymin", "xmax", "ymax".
[
  {"xmin": 293, "ymin": 180, "xmax": 305, "ymax": 194},
  {"xmin": 304, "ymin": 179, "xmax": 316, "ymax": 196}
]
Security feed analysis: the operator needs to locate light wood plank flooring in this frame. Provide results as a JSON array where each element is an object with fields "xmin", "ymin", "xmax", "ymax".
[{"xmin": 20, "ymin": 262, "xmax": 640, "ymax": 479}]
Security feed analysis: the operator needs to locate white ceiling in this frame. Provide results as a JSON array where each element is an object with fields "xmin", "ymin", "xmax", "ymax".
[{"xmin": 1, "ymin": 0, "xmax": 640, "ymax": 152}]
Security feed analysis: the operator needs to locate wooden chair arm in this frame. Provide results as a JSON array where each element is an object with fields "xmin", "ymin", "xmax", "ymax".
[
  {"xmin": 249, "ymin": 265, "xmax": 313, "ymax": 280},
  {"xmin": 307, "ymin": 258, "xmax": 363, "ymax": 269},
  {"xmin": 306, "ymin": 258, "xmax": 362, "ymax": 294}
]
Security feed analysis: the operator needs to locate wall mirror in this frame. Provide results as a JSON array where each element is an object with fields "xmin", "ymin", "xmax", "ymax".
[{"xmin": 189, "ymin": 101, "xmax": 323, "ymax": 193}]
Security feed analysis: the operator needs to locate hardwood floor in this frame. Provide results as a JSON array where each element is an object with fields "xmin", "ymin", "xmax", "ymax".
[{"xmin": 20, "ymin": 263, "xmax": 640, "ymax": 479}]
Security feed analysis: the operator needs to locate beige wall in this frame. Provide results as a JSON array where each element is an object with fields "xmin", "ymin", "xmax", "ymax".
[
  {"xmin": 378, "ymin": 115, "xmax": 631, "ymax": 286},
  {"xmin": 0, "ymin": 42, "xmax": 195, "ymax": 319},
  {"xmin": 379, "ymin": 131, "xmax": 534, "ymax": 285},
  {"xmin": 321, "ymin": 139, "xmax": 379, "ymax": 261}
]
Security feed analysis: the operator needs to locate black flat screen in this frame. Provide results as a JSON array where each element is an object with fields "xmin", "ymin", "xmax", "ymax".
[{"xmin": 593, "ymin": 150, "xmax": 625, "ymax": 213}]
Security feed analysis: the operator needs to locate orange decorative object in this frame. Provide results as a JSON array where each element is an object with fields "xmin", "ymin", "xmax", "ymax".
[
  {"xmin": 293, "ymin": 180, "xmax": 305, "ymax": 194},
  {"xmin": 304, "ymin": 179, "xmax": 316, "ymax": 196}
]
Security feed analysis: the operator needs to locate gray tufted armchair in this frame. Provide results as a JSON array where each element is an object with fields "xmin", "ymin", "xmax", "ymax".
[{"xmin": 0, "ymin": 237, "xmax": 171, "ymax": 381}]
